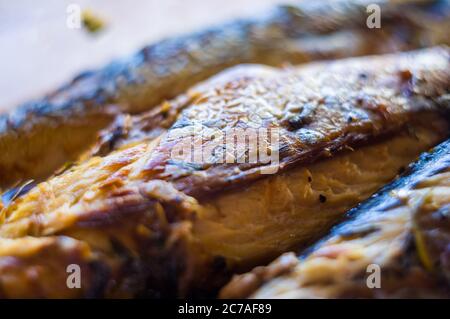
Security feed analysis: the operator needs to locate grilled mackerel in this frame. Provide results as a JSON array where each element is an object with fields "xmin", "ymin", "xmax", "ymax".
[
  {"xmin": 0, "ymin": 0, "xmax": 449, "ymax": 188},
  {"xmin": 0, "ymin": 47, "xmax": 449, "ymax": 298},
  {"xmin": 221, "ymin": 139, "xmax": 450, "ymax": 298}
]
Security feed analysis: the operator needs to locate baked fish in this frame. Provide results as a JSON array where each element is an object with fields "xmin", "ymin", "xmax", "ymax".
[
  {"xmin": 0, "ymin": 47, "xmax": 449, "ymax": 297},
  {"xmin": 221, "ymin": 139, "xmax": 450, "ymax": 298},
  {"xmin": 1, "ymin": 0, "xmax": 448, "ymax": 188}
]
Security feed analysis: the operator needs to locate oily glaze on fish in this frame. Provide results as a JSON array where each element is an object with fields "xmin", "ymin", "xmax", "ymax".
[
  {"xmin": 0, "ymin": 48, "xmax": 449, "ymax": 298},
  {"xmin": 96, "ymin": 47, "xmax": 450, "ymax": 198},
  {"xmin": 220, "ymin": 139, "xmax": 450, "ymax": 298},
  {"xmin": 1, "ymin": 0, "xmax": 449, "ymax": 188}
]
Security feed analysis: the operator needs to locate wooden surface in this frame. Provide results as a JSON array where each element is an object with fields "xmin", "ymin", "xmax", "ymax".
[{"xmin": 0, "ymin": 0, "xmax": 290, "ymax": 113}]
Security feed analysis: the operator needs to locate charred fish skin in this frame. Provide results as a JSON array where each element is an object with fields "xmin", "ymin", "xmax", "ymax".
[
  {"xmin": 0, "ymin": 47, "xmax": 449, "ymax": 298},
  {"xmin": 0, "ymin": 0, "xmax": 449, "ymax": 189},
  {"xmin": 221, "ymin": 139, "xmax": 450, "ymax": 299}
]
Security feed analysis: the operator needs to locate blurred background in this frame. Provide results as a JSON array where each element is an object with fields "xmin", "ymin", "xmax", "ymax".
[{"xmin": 0, "ymin": 0, "xmax": 292, "ymax": 112}]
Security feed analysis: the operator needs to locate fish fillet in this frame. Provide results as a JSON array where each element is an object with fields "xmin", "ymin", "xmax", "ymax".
[
  {"xmin": 220, "ymin": 139, "xmax": 450, "ymax": 298},
  {"xmin": 0, "ymin": 47, "xmax": 449, "ymax": 297}
]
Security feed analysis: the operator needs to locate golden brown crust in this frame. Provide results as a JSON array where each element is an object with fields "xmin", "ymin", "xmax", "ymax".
[
  {"xmin": 117, "ymin": 47, "xmax": 450, "ymax": 198},
  {"xmin": 0, "ymin": 48, "xmax": 449, "ymax": 297},
  {"xmin": 1, "ymin": 0, "xmax": 449, "ymax": 188}
]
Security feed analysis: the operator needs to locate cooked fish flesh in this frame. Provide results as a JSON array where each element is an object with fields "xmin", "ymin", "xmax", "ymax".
[
  {"xmin": 1, "ymin": 0, "xmax": 449, "ymax": 189},
  {"xmin": 0, "ymin": 47, "xmax": 449, "ymax": 298},
  {"xmin": 220, "ymin": 139, "xmax": 450, "ymax": 298}
]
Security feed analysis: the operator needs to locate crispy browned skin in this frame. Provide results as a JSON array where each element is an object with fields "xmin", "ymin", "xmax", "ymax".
[
  {"xmin": 220, "ymin": 140, "xmax": 450, "ymax": 299},
  {"xmin": 101, "ymin": 47, "xmax": 450, "ymax": 199},
  {"xmin": 0, "ymin": 48, "xmax": 449, "ymax": 298},
  {"xmin": 1, "ymin": 0, "xmax": 449, "ymax": 188}
]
